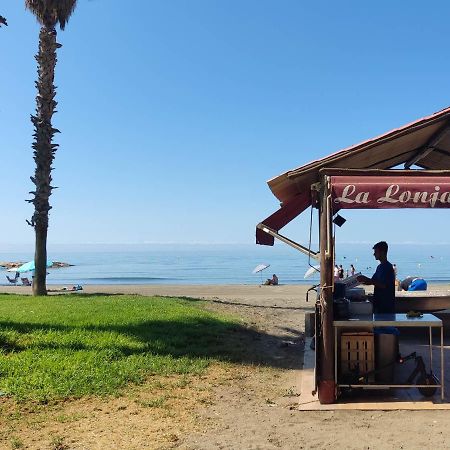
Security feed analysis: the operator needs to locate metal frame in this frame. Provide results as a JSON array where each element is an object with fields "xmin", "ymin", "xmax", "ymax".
[
  {"xmin": 333, "ymin": 314, "xmax": 444, "ymax": 400},
  {"xmin": 255, "ymin": 224, "xmax": 320, "ymax": 260}
]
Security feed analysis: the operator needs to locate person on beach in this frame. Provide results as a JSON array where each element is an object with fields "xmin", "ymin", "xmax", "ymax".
[
  {"xmin": 357, "ymin": 241, "xmax": 395, "ymax": 314},
  {"xmin": 350, "ymin": 264, "xmax": 356, "ymax": 276},
  {"xmin": 338, "ymin": 265, "xmax": 344, "ymax": 279},
  {"xmin": 392, "ymin": 263, "xmax": 401, "ymax": 290},
  {"xmin": 264, "ymin": 274, "xmax": 279, "ymax": 285},
  {"xmin": 334, "ymin": 265, "xmax": 339, "ymax": 280},
  {"xmin": 400, "ymin": 276, "xmax": 427, "ymax": 291}
]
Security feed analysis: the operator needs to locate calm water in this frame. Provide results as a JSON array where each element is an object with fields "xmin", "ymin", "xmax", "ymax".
[{"xmin": 1, "ymin": 243, "xmax": 449, "ymax": 286}]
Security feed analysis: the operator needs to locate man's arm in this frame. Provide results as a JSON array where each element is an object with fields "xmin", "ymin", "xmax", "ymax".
[{"xmin": 357, "ymin": 274, "xmax": 387, "ymax": 289}]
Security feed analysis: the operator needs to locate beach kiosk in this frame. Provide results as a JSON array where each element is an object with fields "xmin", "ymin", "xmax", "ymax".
[{"xmin": 256, "ymin": 107, "xmax": 450, "ymax": 404}]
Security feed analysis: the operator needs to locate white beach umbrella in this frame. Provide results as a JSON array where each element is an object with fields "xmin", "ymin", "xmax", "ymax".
[
  {"xmin": 304, "ymin": 264, "xmax": 320, "ymax": 279},
  {"xmin": 252, "ymin": 263, "xmax": 270, "ymax": 274},
  {"xmin": 252, "ymin": 263, "xmax": 270, "ymax": 284}
]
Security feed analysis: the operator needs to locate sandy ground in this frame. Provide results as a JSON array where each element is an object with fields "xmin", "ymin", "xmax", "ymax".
[{"xmin": 1, "ymin": 284, "xmax": 450, "ymax": 449}]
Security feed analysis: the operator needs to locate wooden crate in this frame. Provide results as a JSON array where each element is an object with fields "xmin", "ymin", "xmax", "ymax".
[{"xmin": 340, "ymin": 332, "xmax": 375, "ymax": 382}]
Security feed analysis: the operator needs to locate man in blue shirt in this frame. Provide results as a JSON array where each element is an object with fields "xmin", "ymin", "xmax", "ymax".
[{"xmin": 357, "ymin": 241, "xmax": 395, "ymax": 314}]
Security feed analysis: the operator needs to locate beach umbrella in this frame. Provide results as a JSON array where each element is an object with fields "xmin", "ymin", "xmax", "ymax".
[
  {"xmin": 252, "ymin": 263, "xmax": 270, "ymax": 274},
  {"xmin": 304, "ymin": 264, "xmax": 320, "ymax": 279},
  {"xmin": 252, "ymin": 263, "xmax": 270, "ymax": 283},
  {"xmin": 13, "ymin": 260, "xmax": 53, "ymax": 273}
]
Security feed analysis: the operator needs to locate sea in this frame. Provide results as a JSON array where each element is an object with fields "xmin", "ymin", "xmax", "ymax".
[{"xmin": 1, "ymin": 243, "xmax": 450, "ymax": 286}]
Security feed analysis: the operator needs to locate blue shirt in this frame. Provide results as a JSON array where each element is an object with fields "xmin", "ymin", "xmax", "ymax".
[{"xmin": 372, "ymin": 261, "xmax": 395, "ymax": 314}]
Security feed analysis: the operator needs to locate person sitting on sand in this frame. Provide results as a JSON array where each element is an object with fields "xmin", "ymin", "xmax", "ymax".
[
  {"xmin": 400, "ymin": 276, "xmax": 427, "ymax": 291},
  {"xmin": 264, "ymin": 274, "xmax": 279, "ymax": 285}
]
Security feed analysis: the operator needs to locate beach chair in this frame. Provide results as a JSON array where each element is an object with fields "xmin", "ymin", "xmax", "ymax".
[
  {"xmin": 6, "ymin": 274, "xmax": 19, "ymax": 285},
  {"xmin": 21, "ymin": 277, "xmax": 32, "ymax": 286}
]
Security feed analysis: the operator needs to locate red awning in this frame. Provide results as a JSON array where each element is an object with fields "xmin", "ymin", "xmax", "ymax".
[
  {"xmin": 256, "ymin": 190, "xmax": 312, "ymax": 245},
  {"xmin": 331, "ymin": 175, "xmax": 450, "ymax": 211}
]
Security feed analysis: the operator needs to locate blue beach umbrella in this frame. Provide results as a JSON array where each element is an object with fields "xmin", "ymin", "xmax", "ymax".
[{"xmin": 15, "ymin": 260, "xmax": 53, "ymax": 273}]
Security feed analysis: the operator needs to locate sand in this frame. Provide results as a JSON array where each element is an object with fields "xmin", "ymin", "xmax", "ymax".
[{"xmin": 1, "ymin": 283, "xmax": 450, "ymax": 449}]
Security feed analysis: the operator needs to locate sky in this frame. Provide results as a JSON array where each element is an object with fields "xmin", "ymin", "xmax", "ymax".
[{"xmin": 1, "ymin": 0, "xmax": 450, "ymax": 249}]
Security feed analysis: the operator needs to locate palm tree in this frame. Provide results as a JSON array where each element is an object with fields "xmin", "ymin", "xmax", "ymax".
[
  {"xmin": 0, "ymin": 16, "xmax": 7, "ymax": 26},
  {"xmin": 25, "ymin": 1, "xmax": 77, "ymax": 295}
]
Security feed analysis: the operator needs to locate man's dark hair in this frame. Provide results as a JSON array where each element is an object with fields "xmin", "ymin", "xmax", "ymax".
[{"xmin": 373, "ymin": 241, "xmax": 388, "ymax": 253}]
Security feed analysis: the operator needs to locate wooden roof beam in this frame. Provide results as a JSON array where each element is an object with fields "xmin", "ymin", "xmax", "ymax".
[
  {"xmin": 404, "ymin": 123, "xmax": 450, "ymax": 169},
  {"xmin": 366, "ymin": 146, "xmax": 423, "ymax": 169}
]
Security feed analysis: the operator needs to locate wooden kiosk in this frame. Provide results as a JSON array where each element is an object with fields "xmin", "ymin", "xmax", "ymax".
[{"xmin": 256, "ymin": 107, "xmax": 450, "ymax": 404}]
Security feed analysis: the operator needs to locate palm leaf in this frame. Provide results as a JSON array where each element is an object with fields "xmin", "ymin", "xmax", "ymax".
[
  {"xmin": 0, "ymin": 15, "xmax": 7, "ymax": 26},
  {"xmin": 25, "ymin": 0, "xmax": 77, "ymax": 29}
]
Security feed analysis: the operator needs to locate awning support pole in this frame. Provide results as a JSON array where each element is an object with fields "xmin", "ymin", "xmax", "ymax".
[
  {"xmin": 317, "ymin": 174, "xmax": 336, "ymax": 404},
  {"xmin": 255, "ymin": 224, "xmax": 320, "ymax": 260}
]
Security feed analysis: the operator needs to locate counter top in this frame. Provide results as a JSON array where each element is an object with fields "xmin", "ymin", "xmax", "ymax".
[{"xmin": 333, "ymin": 313, "xmax": 442, "ymax": 327}]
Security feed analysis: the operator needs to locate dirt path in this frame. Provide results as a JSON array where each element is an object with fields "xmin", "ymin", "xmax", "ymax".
[{"xmin": 177, "ymin": 288, "xmax": 450, "ymax": 450}]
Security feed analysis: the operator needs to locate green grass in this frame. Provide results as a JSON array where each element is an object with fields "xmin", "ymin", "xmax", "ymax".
[{"xmin": 0, "ymin": 294, "xmax": 243, "ymax": 401}]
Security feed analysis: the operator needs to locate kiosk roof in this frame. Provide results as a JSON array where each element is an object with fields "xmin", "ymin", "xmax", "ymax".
[{"xmin": 268, "ymin": 106, "xmax": 450, "ymax": 205}]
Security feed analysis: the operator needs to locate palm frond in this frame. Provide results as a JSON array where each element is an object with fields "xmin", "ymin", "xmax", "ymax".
[
  {"xmin": 0, "ymin": 15, "xmax": 7, "ymax": 26},
  {"xmin": 25, "ymin": 0, "xmax": 77, "ymax": 29}
]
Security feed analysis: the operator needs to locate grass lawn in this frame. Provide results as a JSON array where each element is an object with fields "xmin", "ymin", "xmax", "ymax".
[{"xmin": 0, "ymin": 294, "xmax": 244, "ymax": 401}]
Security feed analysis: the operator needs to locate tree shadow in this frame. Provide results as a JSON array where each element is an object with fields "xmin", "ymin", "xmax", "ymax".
[
  {"xmin": 155, "ymin": 295, "xmax": 314, "ymax": 311},
  {"xmin": 47, "ymin": 292, "xmax": 123, "ymax": 297},
  {"xmin": 0, "ymin": 316, "xmax": 304, "ymax": 370}
]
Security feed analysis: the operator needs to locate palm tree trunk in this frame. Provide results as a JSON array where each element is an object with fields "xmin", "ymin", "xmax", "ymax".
[
  {"xmin": 34, "ymin": 223, "xmax": 48, "ymax": 295},
  {"xmin": 29, "ymin": 26, "xmax": 61, "ymax": 296}
]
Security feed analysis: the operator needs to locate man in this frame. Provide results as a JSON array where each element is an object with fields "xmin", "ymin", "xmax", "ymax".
[{"xmin": 357, "ymin": 241, "xmax": 395, "ymax": 314}]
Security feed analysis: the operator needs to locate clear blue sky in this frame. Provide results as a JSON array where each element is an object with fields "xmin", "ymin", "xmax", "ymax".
[{"xmin": 1, "ymin": 0, "xmax": 450, "ymax": 247}]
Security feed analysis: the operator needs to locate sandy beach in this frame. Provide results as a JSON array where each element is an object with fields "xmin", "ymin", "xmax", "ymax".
[
  {"xmin": 3, "ymin": 282, "xmax": 450, "ymax": 298},
  {"xmin": 2, "ymin": 283, "xmax": 450, "ymax": 449},
  {"xmin": 0, "ymin": 283, "xmax": 312, "ymax": 301}
]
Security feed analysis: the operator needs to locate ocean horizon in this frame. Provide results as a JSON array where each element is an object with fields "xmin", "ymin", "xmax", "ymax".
[{"xmin": 1, "ymin": 243, "xmax": 449, "ymax": 286}]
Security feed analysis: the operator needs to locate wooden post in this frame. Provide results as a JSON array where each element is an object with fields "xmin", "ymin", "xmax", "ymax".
[{"xmin": 317, "ymin": 174, "xmax": 336, "ymax": 404}]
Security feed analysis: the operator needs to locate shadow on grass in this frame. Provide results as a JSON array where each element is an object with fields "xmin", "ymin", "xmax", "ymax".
[
  {"xmin": 47, "ymin": 292, "xmax": 123, "ymax": 297},
  {"xmin": 0, "ymin": 316, "xmax": 303, "ymax": 370},
  {"xmin": 154, "ymin": 295, "xmax": 314, "ymax": 312}
]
